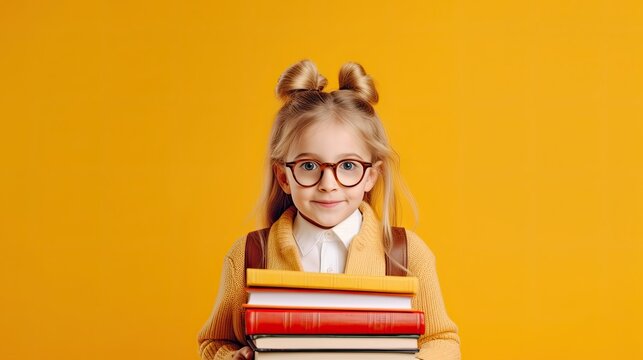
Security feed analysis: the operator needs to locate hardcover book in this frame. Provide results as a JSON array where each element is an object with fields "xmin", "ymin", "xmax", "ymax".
[
  {"xmin": 245, "ymin": 308, "xmax": 425, "ymax": 335},
  {"xmin": 247, "ymin": 334, "xmax": 419, "ymax": 352},
  {"xmin": 253, "ymin": 351, "xmax": 417, "ymax": 359},
  {"xmin": 245, "ymin": 287, "xmax": 413, "ymax": 310},
  {"xmin": 247, "ymin": 268, "xmax": 418, "ymax": 294}
]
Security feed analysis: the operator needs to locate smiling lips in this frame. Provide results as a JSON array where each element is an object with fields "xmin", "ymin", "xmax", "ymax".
[{"xmin": 312, "ymin": 200, "xmax": 343, "ymax": 208}]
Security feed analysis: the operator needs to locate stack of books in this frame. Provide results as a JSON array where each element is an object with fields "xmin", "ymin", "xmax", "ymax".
[{"xmin": 243, "ymin": 269, "xmax": 425, "ymax": 359}]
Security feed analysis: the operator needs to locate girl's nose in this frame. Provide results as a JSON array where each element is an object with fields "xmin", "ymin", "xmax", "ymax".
[{"xmin": 317, "ymin": 167, "xmax": 339, "ymax": 191}]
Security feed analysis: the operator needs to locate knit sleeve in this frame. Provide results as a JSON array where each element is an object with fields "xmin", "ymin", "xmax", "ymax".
[
  {"xmin": 197, "ymin": 238, "xmax": 247, "ymax": 360},
  {"xmin": 406, "ymin": 230, "xmax": 461, "ymax": 360}
]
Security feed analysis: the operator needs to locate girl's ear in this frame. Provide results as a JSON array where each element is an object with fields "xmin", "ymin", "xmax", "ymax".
[
  {"xmin": 363, "ymin": 160, "xmax": 382, "ymax": 192},
  {"xmin": 273, "ymin": 163, "xmax": 291, "ymax": 194}
]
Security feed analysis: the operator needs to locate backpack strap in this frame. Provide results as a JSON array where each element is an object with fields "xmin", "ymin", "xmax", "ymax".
[
  {"xmin": 244, "ymin": 228, "xmax": 270, "ymax": 270},
  {"xmin": 386, "ymin": 226, "xmax": 408, "ymax": 276},
  {"xmin": 243, "ymin": 226, "xmax": 408, "ymax": 276}
]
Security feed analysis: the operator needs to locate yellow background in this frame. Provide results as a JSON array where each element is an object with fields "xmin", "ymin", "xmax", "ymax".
[{"xmin": 1, "ymin": 1, "xmax": 642, "ymax": 359}]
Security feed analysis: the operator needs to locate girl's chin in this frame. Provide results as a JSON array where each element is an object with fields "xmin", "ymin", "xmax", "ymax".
[
  {"xmin": 311, "ymin": 217, "xmax": 340, "ymax": 229},
  {"xmin": 300, "ymin": 211, "xmax": 344, "ymax": 229}
]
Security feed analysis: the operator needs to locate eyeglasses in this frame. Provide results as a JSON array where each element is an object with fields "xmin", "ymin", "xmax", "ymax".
[{"xmin": 284, "ymin": 159, "xmax": 373, "ymax": 188}]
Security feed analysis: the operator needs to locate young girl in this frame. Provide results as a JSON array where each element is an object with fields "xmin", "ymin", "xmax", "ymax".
[{"xmin": 198, "ymin": 60, "xmax": 460, "ymax": 360}]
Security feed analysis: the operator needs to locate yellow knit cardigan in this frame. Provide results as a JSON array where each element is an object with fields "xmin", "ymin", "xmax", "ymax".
[{"xmin": 197, "ymin": 202, "xmax": 461, "ymax": 359}]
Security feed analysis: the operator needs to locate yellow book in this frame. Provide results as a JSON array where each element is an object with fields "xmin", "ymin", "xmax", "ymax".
[{"xmin": 246, "ymin": 269, "xmax": 418, "ymax": 294}]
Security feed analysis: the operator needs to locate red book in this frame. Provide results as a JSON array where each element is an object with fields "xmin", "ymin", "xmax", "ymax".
[{"xmin": 244, "ymin": 308, "xmax": 425, "ymax": 335}]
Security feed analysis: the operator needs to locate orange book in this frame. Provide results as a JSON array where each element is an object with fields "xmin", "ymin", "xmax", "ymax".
[{"xmin": 246, "ymin": 269, "xmax": 418, "ymax": 294}]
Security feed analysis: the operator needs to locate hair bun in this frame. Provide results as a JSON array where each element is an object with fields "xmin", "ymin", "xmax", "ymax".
[
  {"xmin": 275, "ymin": 60, "xmax": 328, "ymax": 101},
  {"xmin": 338, "ymin": 62, "xmax": 379, "ymax": 105}
]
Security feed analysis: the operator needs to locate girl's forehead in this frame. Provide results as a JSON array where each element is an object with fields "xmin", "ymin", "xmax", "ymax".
[{"xmin": 288, "ymin": 121, "xmax": 371, "ymax": 160}]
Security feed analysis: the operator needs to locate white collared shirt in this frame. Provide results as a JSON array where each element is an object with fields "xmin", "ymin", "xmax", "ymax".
[{"xmin": 292, "ymin": 209, "xmax": 362, "ymax": 273}]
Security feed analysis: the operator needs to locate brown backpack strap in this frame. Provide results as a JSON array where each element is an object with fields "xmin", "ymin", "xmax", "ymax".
[
  {"xmin": 386, "ymin": 227, "xmax": 408, "ymax": 276},
  {"xmin": 244, "ymin": 228, "xmax": 270, "ymax": 270}
]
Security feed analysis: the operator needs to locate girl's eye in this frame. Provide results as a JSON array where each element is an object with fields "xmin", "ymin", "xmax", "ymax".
[
  {"xmin": 300, "ymin": 161, "xmax": 318, "ymax": 171},
  {"xmin": 340, "ymin": 161, "xmax": 356, "ymax": 170}
]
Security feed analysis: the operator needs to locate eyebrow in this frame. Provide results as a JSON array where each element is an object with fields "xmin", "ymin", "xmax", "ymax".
[{"xmin": 293, "ymin": 153, "xmax": 365, "ymax": 161}]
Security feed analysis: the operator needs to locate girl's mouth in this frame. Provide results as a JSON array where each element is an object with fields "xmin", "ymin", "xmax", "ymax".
[{"xmin": 313, "ymin": 200, "xmax": 342, "ymax": 208}]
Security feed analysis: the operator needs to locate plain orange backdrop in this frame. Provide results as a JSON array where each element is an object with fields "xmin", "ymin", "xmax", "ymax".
[{"xmin": 1, "ymin": 1, "xmax": 642, "ymax": 359}]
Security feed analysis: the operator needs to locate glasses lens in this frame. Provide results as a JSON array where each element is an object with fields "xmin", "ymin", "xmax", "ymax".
[
  {"xmin": 293, "ymin": 160, "xmax": 321, "ymax": 186},
  {"xmin": 336, "ymin": 160, "xmax": 365, "ymax": 186}
]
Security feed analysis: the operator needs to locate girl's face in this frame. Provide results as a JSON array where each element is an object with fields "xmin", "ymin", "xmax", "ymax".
[{"xmin": 275, "ymin": 120, "xmax": 381, "ymax": 228}]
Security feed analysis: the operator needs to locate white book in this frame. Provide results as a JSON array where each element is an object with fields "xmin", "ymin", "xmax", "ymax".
[
  {"xmin": 249, "ymin": 335, "xmax": 419, "ymax": 351},
  {"xmin": 245, "ymin": 288, "xmax": 413, "ymax": 310},
  {"xmin": 255, "ymin": 352, "xmax": 417, "ymax": 359}
]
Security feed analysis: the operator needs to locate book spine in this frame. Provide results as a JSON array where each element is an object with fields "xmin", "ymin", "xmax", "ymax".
[
  {"xmin": 246, "ymin": 269, "xmax": 418, "ymax": 294},
  {"xmin": 245, "ymin": 309, "xmax": 425, "ymax": 335}
]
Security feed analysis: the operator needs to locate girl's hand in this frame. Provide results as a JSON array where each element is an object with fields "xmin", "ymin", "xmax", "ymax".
[{"xmin": 232, "ymin": 346, "xmax": 254, "ymax": 360}]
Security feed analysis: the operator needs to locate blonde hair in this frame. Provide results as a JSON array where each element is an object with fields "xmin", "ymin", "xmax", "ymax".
[{"xmin": 258, "ymin": 59, "xmax": 417, "ymax": 255}]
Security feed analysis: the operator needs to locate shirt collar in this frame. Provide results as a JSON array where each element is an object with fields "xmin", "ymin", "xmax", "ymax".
[{"xmin": 293, "ymin": 209, "xmax": 363, "ymax": 257}]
